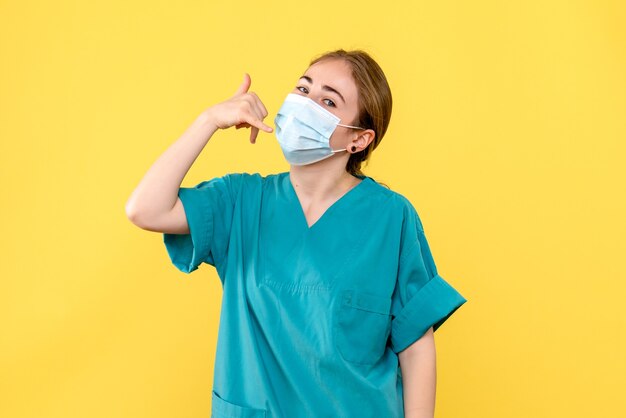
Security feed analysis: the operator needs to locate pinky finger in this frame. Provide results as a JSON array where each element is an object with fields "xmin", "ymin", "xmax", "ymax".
[{"xmin": 250, "ymin": 126, "xmax": 259, "ymax": 143}]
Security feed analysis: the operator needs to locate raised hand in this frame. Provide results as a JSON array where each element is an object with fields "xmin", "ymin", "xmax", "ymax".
[{"xmin": 203, "ymin": 73, "xmax": 273, "ymax": 144}]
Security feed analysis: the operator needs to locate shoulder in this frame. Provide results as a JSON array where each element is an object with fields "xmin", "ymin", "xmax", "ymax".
[
  {"xmin": 221, "ymin": 171, "xmax": 285, "ymax": 183},
  {"xmin": 202, "ymin": 171, "xmax": 287, "ymax": 199},
  {"xmin": 207, "ymin": 171, "xmax": 282, "ymax": 187},
  {"xmin": 366, "ymin": 176, "xmax": 425, "ymax": 233}
]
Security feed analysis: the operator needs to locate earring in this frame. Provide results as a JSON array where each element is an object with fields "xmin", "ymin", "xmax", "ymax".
[{"xmin": 351, "ymin": 146, "xmax": 356, "ymax": 152}]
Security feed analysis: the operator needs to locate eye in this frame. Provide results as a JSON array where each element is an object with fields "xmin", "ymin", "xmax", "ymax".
[
  {"xmin": 323, "ymin": 98, "xmax": 336, "ymax": 107},
  {"xmin": 296, "ymin": 85, "xmax": 309, "ymax": 94}
]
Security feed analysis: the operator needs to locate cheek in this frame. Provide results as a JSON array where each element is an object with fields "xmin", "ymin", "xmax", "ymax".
[{"xmin": 329, "ymin": 127, "xmax": 351, "ymax": 145}]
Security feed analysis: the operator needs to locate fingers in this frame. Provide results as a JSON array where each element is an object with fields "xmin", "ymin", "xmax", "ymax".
[
  {"xmin": 239, "ymin": 94, "xmax": 272, "ymax": 134},
  {"xmin": 234, "ymin": 99, "xmax": 272, "ymax": 134},
  {"xmin": 233, "ymin": 74, "xmax": 268, "ymax": 120},
  {"xmin": 235, "ymin": 116, "xmax": 272, "ymax": 138},
  {"xmin": 233, "ymin": 73, "xmax": 251, "ymax": 97},
  {"xmin": 227, "ymin": 73, "xmax": 273, "ymax": 140},
  {"xmin": 248, "ymin": 92, "xmax": 268, "ymax": 118},
  {"xmin": 236, "ymin": 122, "xmax": 265, "ymax": 144},
  {"xmin": 245, "ymin": 95, "xmax": 265, "ymax": 123},
  {"xmin": 250, "ymin": 126, "xmax": 259, "ymax": 143},
  {"xmin": 243, "ymin": 115, "xmax": 273, "ymax": 133}
]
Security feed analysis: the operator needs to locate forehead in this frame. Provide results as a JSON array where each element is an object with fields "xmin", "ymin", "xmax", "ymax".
[{"xmin": 303, "ymin": 59, "xmax": 358, "ymax": 101}]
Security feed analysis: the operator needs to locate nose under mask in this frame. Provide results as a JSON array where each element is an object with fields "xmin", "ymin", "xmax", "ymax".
[{"xmin": 274, "ymin": 93, "xmax": 364, "ymax": 166}]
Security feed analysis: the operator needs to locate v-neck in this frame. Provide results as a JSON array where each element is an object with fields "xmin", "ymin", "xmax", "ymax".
[{"xmin": 285, "ymin": 172, "xmax": 370, "ymax": 232}]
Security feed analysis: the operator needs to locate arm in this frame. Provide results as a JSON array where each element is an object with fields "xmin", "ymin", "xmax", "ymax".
[
  {"xmin": 398, "ymin": 326, "xmax": 436, "ymax": 418},
  {"xmin": 124, "ymin": 73, "xmax": 272, "ymax": 234}
]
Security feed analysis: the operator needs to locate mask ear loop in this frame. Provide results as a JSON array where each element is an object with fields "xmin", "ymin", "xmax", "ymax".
[
  {"xmin": 334, "ymin": 124, "xmax": 366, "ymax": 153},
  {"xmin": 337, "ymin": 123, "xmax": 366, "ymax": 130}
]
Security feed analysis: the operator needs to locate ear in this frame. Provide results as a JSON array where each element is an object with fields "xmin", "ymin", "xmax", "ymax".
[{"xmin": 352, "ymin": 129, "xmax": 376, "ymax": 151}]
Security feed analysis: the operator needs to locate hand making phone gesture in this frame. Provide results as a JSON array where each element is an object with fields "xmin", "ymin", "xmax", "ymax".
[{"xmin": 204, "ymin": 73, "xmax": 273, "ymax": 144}]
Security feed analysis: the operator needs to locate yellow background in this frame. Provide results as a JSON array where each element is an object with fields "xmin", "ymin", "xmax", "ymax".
[{"xmin": 1, "ymin": 0, "xmax": 625, "ymax": 416}]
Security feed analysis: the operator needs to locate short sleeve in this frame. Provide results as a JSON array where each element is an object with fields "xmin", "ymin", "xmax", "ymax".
[
  {"xmin": 162, "ymin": 173, "xmax": 242, "ymax": 274},
  {"xmin": 389, "ymin": 203, "xmax": 468, "ymax": 354}
]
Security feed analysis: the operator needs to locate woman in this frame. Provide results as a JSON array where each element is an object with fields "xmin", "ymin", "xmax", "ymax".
[{"xmin": 126, "ymin": 49, "xmax": 467, "ymax": 418}]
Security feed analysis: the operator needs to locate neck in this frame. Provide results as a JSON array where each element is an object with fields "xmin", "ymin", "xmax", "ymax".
[{"xmin": 289, "ymin": 161, "xmax": 361, "ymax": 200}]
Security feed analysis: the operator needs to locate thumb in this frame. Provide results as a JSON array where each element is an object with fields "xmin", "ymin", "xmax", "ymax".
[{"xmin": 233, "ymin": 73, "xmax": 251, "ymax": 97}]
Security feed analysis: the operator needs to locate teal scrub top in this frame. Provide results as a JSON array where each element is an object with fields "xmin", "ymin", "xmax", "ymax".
[{"xmin": 163, "ymin": 171, "xmax": 467, "ymax": 418}]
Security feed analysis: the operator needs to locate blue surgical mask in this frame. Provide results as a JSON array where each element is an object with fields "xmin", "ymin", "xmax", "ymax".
[{"xmin": 274, "ymin": 93, "xmax": 365, "ymax": 166}]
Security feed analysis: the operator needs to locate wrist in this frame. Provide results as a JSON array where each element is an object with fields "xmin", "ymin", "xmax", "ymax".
[{"xmin": 194, "ymin": 111, "xmax": 219, "ymax": 134}]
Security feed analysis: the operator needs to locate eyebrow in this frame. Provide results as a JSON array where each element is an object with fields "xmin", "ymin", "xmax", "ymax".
[{"xmin": 299, "ymin": 75, "xmax": 345, "ymax": 104}]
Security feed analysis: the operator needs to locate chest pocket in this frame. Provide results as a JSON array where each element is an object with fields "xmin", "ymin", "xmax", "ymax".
[{"xmin": 334, "ymin": 289, "xmax": 392, "ymax": 365}]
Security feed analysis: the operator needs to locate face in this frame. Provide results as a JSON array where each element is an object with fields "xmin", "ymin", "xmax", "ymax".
[{"xmin": 292, "ymin": 58, "xmax": 372, "ymax": 152}]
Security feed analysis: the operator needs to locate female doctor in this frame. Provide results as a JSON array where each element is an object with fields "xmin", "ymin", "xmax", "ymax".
[{"xmin": 126, "ymin": 49, "xmax": 467, "ymax": 418}]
